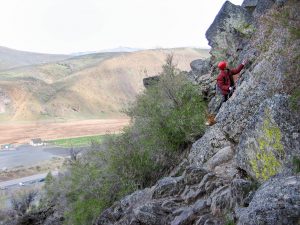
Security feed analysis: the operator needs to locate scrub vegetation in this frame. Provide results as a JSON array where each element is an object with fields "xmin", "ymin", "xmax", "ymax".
[
  {"xmin": 48, "ymin": 135, "xmax": 104, "ymax": 147},
  {"xmin": 41, "ymin": 55, "xmax": 207, "ymax": 225}
]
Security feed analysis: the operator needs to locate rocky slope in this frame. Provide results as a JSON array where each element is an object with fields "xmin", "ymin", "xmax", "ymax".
[{"xmin": 93, "ymin": 1, "xmax": 300, "ymax": 225}]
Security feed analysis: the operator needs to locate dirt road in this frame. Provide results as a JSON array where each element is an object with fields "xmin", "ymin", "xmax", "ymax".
[{"xmin": 0, "ymin": 118, "xmax": 130, "ymax": 144}]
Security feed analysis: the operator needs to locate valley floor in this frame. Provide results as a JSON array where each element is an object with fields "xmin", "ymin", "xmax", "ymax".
[{"xmin": 0, "ymin": 118, "xmax": 129, "ymax": 145}]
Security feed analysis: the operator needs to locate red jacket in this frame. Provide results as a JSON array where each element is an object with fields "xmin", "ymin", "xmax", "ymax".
[{"xmin": 216, "ymin": 64, "xmax": 244, "ymax": 95}]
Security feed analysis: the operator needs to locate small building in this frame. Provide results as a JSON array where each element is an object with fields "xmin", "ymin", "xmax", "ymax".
[
  {"xmin": 1, "ymin": 144, "xmax": 13, "ymax": 150},
  {"xmin": 30, "ymin": 138, "xmax": 44, "ymax": 147}
]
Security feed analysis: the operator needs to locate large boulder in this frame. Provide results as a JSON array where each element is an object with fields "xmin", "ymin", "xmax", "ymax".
[
  {"xmin": 237, "ymin": 176, "xmax": 300, "ymax": 225},
  {"xmin": 183, "ymin": 165, "xmax": 208, "ymax": 185},
  {"xmin": 143, "ymin": 76, "xmax": 160, "ymax": 88},
  {"xmin": 188, "ymin": 125, "xmax": 231, "ymax": 166},
  {"xmin": 133, "ymin": 202, "xmax": 169, "ymax": 225},
  {"xmin": 236, "ymin": 95, "xmax": 300, "ymax": 181},
  {"xmin": 95, "ymin": 189, "xmax": 152, "ymax": 225},
  {"xmin": 187, "ymin": 59, "xmax": 215, "ymax": 101},
  {"xmin": 152, "ymin": 177, "xmax": 185, "ymax": 199},
  {"xmin": 190, "ymin": 59, "xmax": 210, "ymax": 78},
  {"xmin": 204, "ymin": 146, "xmax": 234, "ymax": 171},
  {"xmin": 205, "ymin": 1, "xmax": 253, "ymax": 71}
]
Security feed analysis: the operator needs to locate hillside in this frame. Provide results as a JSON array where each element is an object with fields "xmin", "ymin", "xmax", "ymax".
[
  {"xmin": 3, "ymin": 0, "xmax": 300, "ymax": 224},
  {"xmin": 0, "ymin": 48, "xmax": 209, "ymax": 121},
  {"xmin": 0, "ymin": 46, "xmax": 70, "ymax": 71},
  {"xmin": 70, "ymin": 0, "xmax": 300, "ymax": 225}
]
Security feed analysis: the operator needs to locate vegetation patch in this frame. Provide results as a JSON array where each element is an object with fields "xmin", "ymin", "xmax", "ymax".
[
  {"xmin": 48, "ymin": 135, "xmax": 104, "ymax": 147},
  {"xmin": 289, "ymin": 88, "xmax": 300, "ymax": 111},
  {"xmin": 250, "ymin": 112, "xmax": 284, "ymax": 181},
  {"xmin": 42, "ymin": 55, "xmax": 207, "ymax": 225},
  {"xmin": 292, "ymin": 156, "xmax": 300, "ymax": 173}
]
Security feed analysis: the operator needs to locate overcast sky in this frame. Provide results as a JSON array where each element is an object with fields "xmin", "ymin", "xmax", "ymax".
[{"xmin": 0, "ymin": 0, "xmax": 243, "ymax": 54}]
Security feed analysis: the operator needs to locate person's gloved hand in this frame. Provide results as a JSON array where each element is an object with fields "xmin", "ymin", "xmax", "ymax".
[{"xmin": 242, "ymin": 59, "xmax": 248, "ymax": 66}]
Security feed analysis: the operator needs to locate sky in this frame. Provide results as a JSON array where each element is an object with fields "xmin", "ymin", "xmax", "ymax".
[{"xmin": 0, "ymin": 0, "xmax": 243, "ymax": 54}]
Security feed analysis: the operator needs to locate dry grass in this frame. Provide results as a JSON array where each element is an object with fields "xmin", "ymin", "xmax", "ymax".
[{"xmin": 0, "ymin": 118, "xmax": 129, "ymax": 144}]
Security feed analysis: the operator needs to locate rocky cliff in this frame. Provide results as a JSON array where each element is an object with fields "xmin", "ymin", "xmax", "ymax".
[{"xmin": 94, "ymin": 1, "xmax": 300, "ymax": 224}]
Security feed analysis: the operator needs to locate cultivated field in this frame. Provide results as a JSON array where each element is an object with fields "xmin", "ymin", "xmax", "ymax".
[{"xmin": 0, "ymin": 118, "xmax": 129, "ymax": 145}]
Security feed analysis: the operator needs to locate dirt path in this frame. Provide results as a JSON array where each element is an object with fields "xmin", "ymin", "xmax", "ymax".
[{"xmin": 0, "ymin": 118, "xmax": 130, "ymax": 144}]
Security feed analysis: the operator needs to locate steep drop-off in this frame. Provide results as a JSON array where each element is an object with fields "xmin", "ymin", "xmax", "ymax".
[
  {"xmin": 9, "ymin": 0, "xmax": 300, "ymax": 224},
  {"xmin": 93, "ymin": 1, "xmax": 300, "ymax": 225}
]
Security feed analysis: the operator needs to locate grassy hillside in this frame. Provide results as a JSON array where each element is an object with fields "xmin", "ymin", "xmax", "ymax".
[
  {"xmin": 0, "ymin": 48, "xmax": 210, "ymax": 121},
  {"xmin": 0, "ymin": 46, "xmax": 70, "ymax": 71}
]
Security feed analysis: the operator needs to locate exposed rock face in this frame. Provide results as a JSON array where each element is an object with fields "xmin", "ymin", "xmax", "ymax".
[
  {"xmin": 189, "ymin": 126, "xmax": 231, "ymax": 166},
  {"xmin": 205, "ymin": 1, "xmax": 253, "ymax": 70},
  {"xmin": 236, "ymin": 95, "xmax": 300, "ymax": 181},
  {"xmin": 242, "ymin": 0, "xmax": 258, "ymax": 8},
  {"xmin": 15, "ymin": 1, "xmax": 298, "ymax": 225},
  {"xmin": 253, "ymin": 0, "xmax": 276, "ymax": 16},
  {"xmin": 237, "ymin": 176, "xmax": 300, "ymax": 225},
  {"xmin": 187, "ymin": 59, "xmax": 214, "ymax": 101},
  {"xmin": 143, "ymin": 76, "xmax": 160, "ymax": 88},
  {"xmin": 189, "ymin": 59, "xmax": 210, "ymax": 78},
  {"xmin": 152, "ymin": 177, "xmax": 185, "ymax": 199},
  {"xmin": 93, "ymin": 1, "xmax": 300, "ymax": 224}
]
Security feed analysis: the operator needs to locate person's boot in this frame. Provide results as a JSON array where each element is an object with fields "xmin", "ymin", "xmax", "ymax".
[{"xmin": 205, "ymin": 114, "xmax": 216, "ymax": 126}]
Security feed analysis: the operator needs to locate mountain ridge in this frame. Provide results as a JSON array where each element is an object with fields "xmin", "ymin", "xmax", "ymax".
[{"xmin": 0, "ymin": 48, "xmax": 209, "ymax": 121}]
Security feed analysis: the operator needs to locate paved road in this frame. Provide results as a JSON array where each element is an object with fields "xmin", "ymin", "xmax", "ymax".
[
  {"xmin": 0, "ymin": 145, "xmax": 84, "ymax": 169},
  {"xmin": 0, "ymin": 171, "xmax": 59, "ymax": 188}
]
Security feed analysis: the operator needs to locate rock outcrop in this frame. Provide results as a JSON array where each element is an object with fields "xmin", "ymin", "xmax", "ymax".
[
  {"xmin": 12, "ymin": 1, "xmax": 298, "ymax": 225},
  {"xmin": 236, "ymin": 94, "xmax": 300, "ymax": 181},
  {"xmin": 237, "ymin": 176, "xmax": 300, "ymax": 225},
  {"xmin": 94, "ymin": 0, "xmax": 300, "ymax": 224},
  {"xmin": 143, "ymin": 76, "xmax": 160, "ymax": 88}
]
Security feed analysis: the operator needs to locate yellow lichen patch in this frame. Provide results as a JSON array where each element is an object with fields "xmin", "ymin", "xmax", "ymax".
[{"xmin": 250, "ymin": 111, "xmax": 284, "ymax": 180}]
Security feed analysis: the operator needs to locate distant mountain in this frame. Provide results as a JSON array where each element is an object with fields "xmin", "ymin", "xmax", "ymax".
[
  {"xmin": 100, "ymin": 47, "xmax": 143, "ymax": 53},
  {"xmin": 71, "ymin": 47, "xmax": 142, "ymax": 57},
  {"xmin": 0, "ymin": 48, "xmax": 210, "ymax": 121},
  {"xmin": 0, "ymin": 46, "xmax": 70, "ymax": 71}
]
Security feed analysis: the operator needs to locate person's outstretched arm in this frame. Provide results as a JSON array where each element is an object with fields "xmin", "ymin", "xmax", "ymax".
[
  {"xmin": 230, "ymin": 64, "xmax": 244, "ymax": 75},
  {"xmin": 231, "ymin": 59, "xmax": 248, "ymax": 75}
]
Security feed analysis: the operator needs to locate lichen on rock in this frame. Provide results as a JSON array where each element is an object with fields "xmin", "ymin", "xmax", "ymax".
[
  {"xmin": 250, "ymin": 110, "xmax": 284, "ymax": 180},
  {"xmin": 237, "ymin": 95, "xmax": 299, "ymax": 181}
]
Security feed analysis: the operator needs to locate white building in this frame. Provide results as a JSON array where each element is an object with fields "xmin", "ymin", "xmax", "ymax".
[{"xmin": 30, "ymin": 138, "xmax": 44, "ymax": 147}]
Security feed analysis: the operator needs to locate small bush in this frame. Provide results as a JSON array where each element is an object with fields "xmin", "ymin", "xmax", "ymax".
[
  {"xmin": 292, "ymin": 156, "xmax": 300, "ymax": 173},
  {"xmin": 289, "ymin": 88, "xmax": 300, "ymax": 111},
  {"xmin": 10, "ymin": 189, "xmax": 37, "ymax": 216}
]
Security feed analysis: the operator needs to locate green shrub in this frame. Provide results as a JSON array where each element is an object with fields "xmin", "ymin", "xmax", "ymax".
[
  {"xmin": 111, "ymin": 54, "xmax": 207, "ymax": 187},
  {"xmin": 43, "ymin": 55, "xmax": 207, "ymax": 225},
  {"xmin": 289, "ymin": 88, "xmax": 300, "ymax": 111},
  {"xmin": 292, "ymin": 156, "xmax": 300, "ymax": 173}
]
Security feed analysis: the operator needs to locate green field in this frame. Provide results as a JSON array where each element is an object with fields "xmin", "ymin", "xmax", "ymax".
[{"xmin": 49, "ymin": 135, "xmax": 104, "ymax": 147}]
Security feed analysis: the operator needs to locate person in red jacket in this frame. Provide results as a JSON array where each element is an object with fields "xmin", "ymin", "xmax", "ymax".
[{"xmin": 216, "ymin": 60, "xmax": 247, "ymax": 102}]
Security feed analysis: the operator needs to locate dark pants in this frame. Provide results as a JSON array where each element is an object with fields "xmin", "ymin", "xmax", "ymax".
[{"xmin": 216, "ymin": 87, "xmax": 235, "ymax": 112}]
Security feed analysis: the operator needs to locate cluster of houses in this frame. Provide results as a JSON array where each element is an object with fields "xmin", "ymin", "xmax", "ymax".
[{"xmin": 0, "ymin": 138, "xmax": 46, "ymax": 150}]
